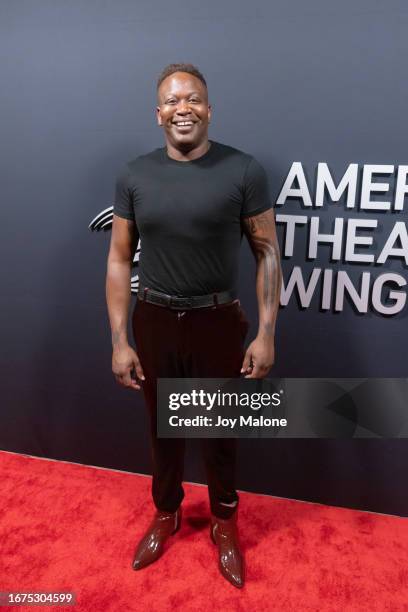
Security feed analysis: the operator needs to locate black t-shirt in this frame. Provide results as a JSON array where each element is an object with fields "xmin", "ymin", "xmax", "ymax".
[{"xmin": 113, "ymin": 140, "xmax": 272, "ymax": 296}]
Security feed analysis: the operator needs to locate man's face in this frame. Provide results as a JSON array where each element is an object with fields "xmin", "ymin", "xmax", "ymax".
[{"xmin": 156, "ymin": 72, "xmax": 211, "ymax": 149}]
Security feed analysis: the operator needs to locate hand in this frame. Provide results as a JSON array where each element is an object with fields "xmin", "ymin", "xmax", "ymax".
[
  {"xmin": 112, "ymin": 344, "xmax": 145, "ymax": 391},
  {"xmin": 240, "ymin": 336, "xmax": 275, "ymax": 379}
]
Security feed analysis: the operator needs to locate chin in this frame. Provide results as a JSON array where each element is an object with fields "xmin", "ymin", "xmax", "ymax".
[{"xmin": 174, "ymin": 135, "xmax": 196, "ymax": 147}]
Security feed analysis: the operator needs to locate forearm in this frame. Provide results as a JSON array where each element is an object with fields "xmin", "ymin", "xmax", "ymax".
[
  {"xmin": 106, "ymin": 259, "xmax": 132, "ymax": 349},
  {"xmin": 254, "ymin": 244, "xmax": 282, "ymax": 340}
]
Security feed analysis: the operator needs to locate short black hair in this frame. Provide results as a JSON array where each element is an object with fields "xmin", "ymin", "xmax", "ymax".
[{"xmin": 157, "ymin": 63, "xmax": 207, "ymax": 90}]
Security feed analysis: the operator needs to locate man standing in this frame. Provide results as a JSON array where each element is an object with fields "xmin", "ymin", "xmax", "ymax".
[{"xmin": 106, "ymin": 63, "xmax": 281, "ymax": 588}]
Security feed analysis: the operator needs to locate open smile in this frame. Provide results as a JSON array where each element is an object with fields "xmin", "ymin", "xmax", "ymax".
[{"xmin": 172, "ymin": 120, "xmax": 196, "ymax": 130}]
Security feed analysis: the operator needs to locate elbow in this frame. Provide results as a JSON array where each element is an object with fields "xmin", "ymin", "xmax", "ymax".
[
  {"xmin": 106, "ymin": 256, "xmax": 132, "ymax": 278},
  {"xmin": 107, "ymin": 248, "xmax": 133, "ymax": 267}
]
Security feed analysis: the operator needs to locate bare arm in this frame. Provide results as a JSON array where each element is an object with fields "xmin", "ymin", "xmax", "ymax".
[
  {"xmin": 106, "ymin": 214, "xmax": 144, "ymax": 389},
  {"xmin": 241, "ymin": 208, "xmax": 282, "ymax": 377}
]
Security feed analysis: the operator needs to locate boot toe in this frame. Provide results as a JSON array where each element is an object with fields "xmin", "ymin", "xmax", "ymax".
[
  {"xmin": 220, "ymin": 560, "xmax": 244, "ymax": 588},
  {"xmin": 132, "ymin": 557, "xmax": 145, "ymax": 571},
  {"xmin": 132, "ymin": 538, "xmax": 163, "ymax": 570},
  {"xmin": 131, "ymin": 508, "xmax": 181, "ymax": 571}
]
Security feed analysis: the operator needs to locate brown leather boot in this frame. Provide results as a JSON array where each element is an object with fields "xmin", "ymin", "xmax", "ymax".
[
  {"xmin": 132, "ymin": 507, "xmax": 182, "ymax": 570},
  {"xmin": 210, "ymin": 512, "xmax": 244, "ymax": 588}
]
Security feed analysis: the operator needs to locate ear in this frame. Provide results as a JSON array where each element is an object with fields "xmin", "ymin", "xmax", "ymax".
[
  {"xmin": 207, "ymin": 103, "xmax": 212, "ymax": 124},
  {"xmin": 156, "ymin": 106, "xmax": 163, "ymax": 126}
]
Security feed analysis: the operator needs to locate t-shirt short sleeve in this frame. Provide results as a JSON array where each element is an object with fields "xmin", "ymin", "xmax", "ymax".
[
  {"xmin": 240, "ymin": 156, "xmax": 272, "ymax": 218},
  {"xmin": 113, "ymin": 167, "xmax": 135, "ymax": 221}
]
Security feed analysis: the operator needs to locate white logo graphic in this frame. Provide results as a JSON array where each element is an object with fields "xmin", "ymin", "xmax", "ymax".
[
  {"xmin": 89, "ymin": 206, "xmax": 140, "ymax": 293},
  {"xmin": 275, "ymin": 162, "xmax": 408, "ymax": 316}
]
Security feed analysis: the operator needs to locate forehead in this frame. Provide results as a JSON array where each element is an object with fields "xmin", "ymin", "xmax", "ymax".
[{"xmin": 158, "ymin": 72, "xmax": 207, "ymax": 99}]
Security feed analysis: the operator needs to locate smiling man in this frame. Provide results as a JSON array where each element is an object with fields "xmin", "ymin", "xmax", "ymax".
[{"xmin": 106, "ymin": 63, "xmax": 282, "ymax": 589}]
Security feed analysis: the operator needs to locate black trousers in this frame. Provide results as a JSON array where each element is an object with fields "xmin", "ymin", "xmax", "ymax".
[{"xmin": 132, "ymin": 297, "xmax": 250, "ymax": 519}]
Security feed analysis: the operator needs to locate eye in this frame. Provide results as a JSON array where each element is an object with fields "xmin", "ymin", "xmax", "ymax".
[
  {"xmin": 189, "ymin": 98, "xmax": 200, "ymax": 103},
  {"xmin": 165, "ymin": 99, "xmax": 177, "ymax": 105}
]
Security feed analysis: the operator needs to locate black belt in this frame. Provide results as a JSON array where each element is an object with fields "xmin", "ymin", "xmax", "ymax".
[{"xmin": 137, "ymin": 285, "xmax": 237, "ymax": 310}]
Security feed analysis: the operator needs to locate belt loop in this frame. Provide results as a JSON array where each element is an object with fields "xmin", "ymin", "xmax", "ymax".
[
  {"xmin": 213, "ymin": 293, "xmax": 219, "ymax": 308},
  {"xmin": 143, "ymin": 287, "xmax": 148, "ymax": 302}
]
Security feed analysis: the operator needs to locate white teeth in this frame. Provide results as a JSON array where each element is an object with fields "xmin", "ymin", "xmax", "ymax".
[{"xmin": 175, "ymin": 121, "xmax": 193, "ymax": 126}]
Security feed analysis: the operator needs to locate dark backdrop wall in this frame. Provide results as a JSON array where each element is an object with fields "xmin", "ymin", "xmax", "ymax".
[{"xmin": 1, "ymin": 0, "xmax": 407, "ymax": 516}]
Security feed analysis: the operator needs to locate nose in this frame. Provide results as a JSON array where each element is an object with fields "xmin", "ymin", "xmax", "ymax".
[{"xmin": 175, "ymin": 100, "xmax": 191, "ymax": 115}]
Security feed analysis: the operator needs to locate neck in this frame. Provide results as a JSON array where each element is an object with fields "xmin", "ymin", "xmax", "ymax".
[{"xmin": 166, "ymin": 139, "xmax": 211, "ymax": 162}]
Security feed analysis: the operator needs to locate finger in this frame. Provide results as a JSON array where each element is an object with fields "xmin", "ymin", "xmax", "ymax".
[
  {"xmin": 122, "ymin": 367, "xmax": 135, "ymax": 388},
  {"xmin": 129, "ymin": 379, "xmax": 141, "ymax": 391},
  {"xmin": 114, "ymin": 373, "xmax": 126, "ymax": 387},
  {"xmin": 128, "ymin": 367, "xmax": 142, "ymax": 390},
  {"xmin": 114, "ymin": 370, "xmax": 141, "ymax": 391},
  {"xmin": 134, "ymin": 358, "xmax": 145, "ymax": 381},
  {"xmin": 245, "ymin": 362, "xmax": 263, "ymax": 379},
  {"xmin": 240, "ymin": 351, "xmax": 252, "ymax": 374},
  {"xmin": 243, "ymin": 364, "xmax": 253, "ymax": 376}
]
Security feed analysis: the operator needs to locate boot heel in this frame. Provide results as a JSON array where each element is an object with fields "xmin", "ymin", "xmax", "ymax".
[
  {"xmin": 172, "ymin": 520, "xmax": 180, "ymax": 536},
  {"xmin": 171, "ymin": 508, "xmax": 182, "ymax": 535}
]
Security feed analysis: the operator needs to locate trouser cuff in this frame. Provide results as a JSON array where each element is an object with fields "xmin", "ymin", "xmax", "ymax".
[{"xmin": 210, "ymin": 497, "xmax": 239, "ymax": 520}]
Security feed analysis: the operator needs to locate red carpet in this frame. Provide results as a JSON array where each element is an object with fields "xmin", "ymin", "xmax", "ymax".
[{"xmin": 0, "ymin": 450, "xmax": 407, "ymax": 611}]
